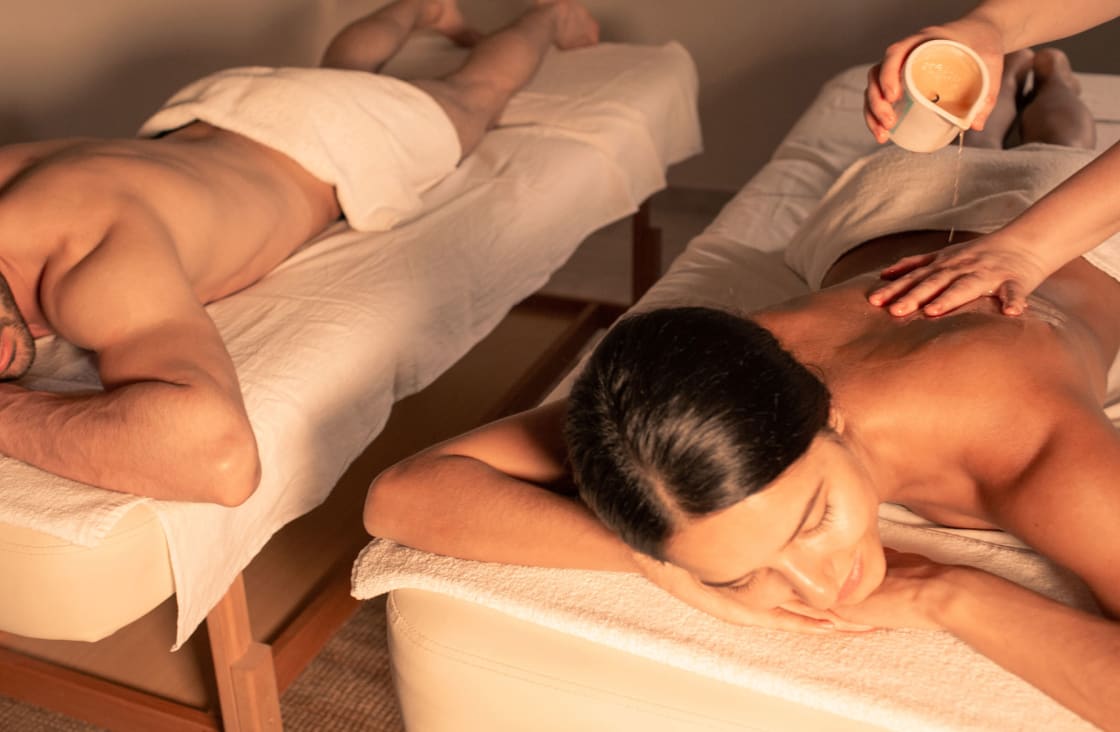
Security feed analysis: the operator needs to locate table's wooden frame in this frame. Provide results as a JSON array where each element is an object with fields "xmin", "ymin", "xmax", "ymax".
[{"xmin": 0, "ymin": 202, "xmax": 661, "ymax": 731}]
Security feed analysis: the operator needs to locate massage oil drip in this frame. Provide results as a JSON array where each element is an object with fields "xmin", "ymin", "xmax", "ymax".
[{"xmin": 947, "ymin": 130, "xmax": 965, "ymax": 243}]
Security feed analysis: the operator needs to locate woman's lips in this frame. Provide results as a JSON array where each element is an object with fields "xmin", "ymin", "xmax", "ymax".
[{"xmin": 837, "ymin": 549, "xmax": 864, "ymax": 604}]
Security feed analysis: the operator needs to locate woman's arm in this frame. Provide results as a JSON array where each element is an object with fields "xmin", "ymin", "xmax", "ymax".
[
  {"xmin": 864, "ymin": 0, "xmax": 1120, "ymax": 317},
  {"xmin": 364, "ymin": 400, "xmax": 636, "ymax": 571},
  {"xmin": 869, "ymin": 140, "xmax": 1120, "ymax": 316},
  {"xmin": 363, "ymin": 399, "xmax": 872, "ymax": 632},
  {"xmin": 866, "ymin": 0, "xmax": 1120, "ymax": 141},
  {"xmin": 937, "ymin": 569, "xmax": 1120, "ymax": 731},
  {"xmin": 838, "ymin": 406, "xmax": 1120, "ymax": 730}
]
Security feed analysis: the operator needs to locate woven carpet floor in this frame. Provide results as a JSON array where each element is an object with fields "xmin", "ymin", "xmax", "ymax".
[{"xmin": 0, "ymin": 596, "xmax": 403, "ymax": 732}]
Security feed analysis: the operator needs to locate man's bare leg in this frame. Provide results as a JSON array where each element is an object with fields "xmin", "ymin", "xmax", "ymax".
[
  {"xmin": 1019, "ymin": 48, "xmax": 1096, "ymax": 149},
  {"xmin": 321, "ymin": 0, "xmax": 477, "ymax": 72},
  {"xmin": 966, "ymin": 49, "xmax": 1034, "ymax": 149},
  {"xmin": 411, "ymin": 0, "xmax": 600, "ymax": 157}
]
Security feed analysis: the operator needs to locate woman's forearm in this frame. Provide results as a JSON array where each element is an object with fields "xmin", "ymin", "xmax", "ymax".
[
  {"xmin": 364, "ymin": 453, "xmax": 637, "ymax": 572},
  {"xmin": 998, "ymin": 141, "xmax": 1120, "ymax": 275},
  {"xmin": 933, "ymin": 568, "xmax": 1120, "ymax": 731},
  {"xmin": 968, "ymin": 0, "xmax": 1120, "ymax": 51}
]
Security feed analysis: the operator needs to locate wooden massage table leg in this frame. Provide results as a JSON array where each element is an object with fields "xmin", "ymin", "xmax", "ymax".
[
  {"xmin": 631, "ymin": 200, "xmax": 663, "ymax": 302},
  {"xmin": 0, "ymin": 201, "xmax": 666, "ymax": 732},
  {"xmin": 0, "ymin": 638, "xmax": 217, "ymax": 731},
  {"xmin": 205, "ymin": 574, "xmax": 282, "ymax": 732}
]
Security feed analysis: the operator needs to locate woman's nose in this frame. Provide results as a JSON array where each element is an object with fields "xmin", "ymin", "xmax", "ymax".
[{"xmin": 777, "ymin": 551, "xmax": 836, "ymax": 609}]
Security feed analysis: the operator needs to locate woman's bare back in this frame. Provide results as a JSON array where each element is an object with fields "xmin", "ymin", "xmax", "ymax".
[{"xmin": 758, "ymin": 229, "xmax": 1120, "ymax": 530}]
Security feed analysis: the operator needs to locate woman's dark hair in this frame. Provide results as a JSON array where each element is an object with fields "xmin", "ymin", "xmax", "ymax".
[{"xmin": 564, "ymin": 306, "xmax": 830, "ymax": 559}]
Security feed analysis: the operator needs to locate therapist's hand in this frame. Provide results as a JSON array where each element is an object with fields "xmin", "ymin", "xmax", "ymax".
[
  {"xmin": 865, "ymin": 17, "xmax": 1006, "ymax": 143},
  {"xmin": 632, "ymin": 552, "xmax": 874, "ymax": 634},
  {"xmin": 868, "ymin": 234, "xmax": 1049, "ymax": 317}
]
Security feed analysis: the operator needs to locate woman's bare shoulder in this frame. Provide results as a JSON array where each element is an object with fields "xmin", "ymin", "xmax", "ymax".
[{"xmin": 991, "ymin": 401, "xmax": 1120, "ymax": 616}]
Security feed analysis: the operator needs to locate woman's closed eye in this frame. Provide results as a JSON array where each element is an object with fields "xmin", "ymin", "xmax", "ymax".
[
  {"xmin": 801, "ymin": 502, "xmax": 835, "ymax": 537},
  {"xmin": 727, "ymin": 573, "xmax": 760, "ymax": 594}
]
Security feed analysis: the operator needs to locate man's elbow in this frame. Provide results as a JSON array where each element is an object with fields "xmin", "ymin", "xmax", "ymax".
[
  {"xmin": 206, "ymin": 430, "xmax": 262, "ymax": 507},
  {"xmin": 190, "ymin": 407, "xmax": 262, "ymax": 507}
]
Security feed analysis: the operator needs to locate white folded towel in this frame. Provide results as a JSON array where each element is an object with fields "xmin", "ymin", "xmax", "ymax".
[
  {"xmin": 139, "ymin": 66, "xmax": 461, "ymax": 232},
  {"xmin": 783, "ymin": 142, "xmax": 1120, "ymax": 290},
  {"xmin": 352, "ymin": 503, "xmax": 1099, "ymax": 732}
]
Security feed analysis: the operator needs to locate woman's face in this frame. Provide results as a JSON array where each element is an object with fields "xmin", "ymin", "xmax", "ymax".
[{"xmin": 663, "ymin": 432, "xmax": 885, "ymax": 611}]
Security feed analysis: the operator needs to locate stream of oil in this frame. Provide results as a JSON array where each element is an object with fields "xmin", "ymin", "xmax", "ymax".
[{"xmin": 947, "ymin": 130, "xmax": 965, "ymax": 243}]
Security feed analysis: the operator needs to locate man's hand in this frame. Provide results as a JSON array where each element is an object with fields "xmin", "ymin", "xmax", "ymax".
[
  {"xmin": 631, "ymin": 552, "xmax": 874, "ymax": 633},
  {"xmin": 868, "ymin": 235, "xmax": 1049, "ymax": 317}
]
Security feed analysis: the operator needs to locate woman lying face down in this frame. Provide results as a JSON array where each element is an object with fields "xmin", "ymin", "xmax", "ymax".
[
  {"xmin": 565, "ymin": 308, "xmax": 887, "ymax": 613},
  {"xmin": 365, "ymin": 45, "xmax": 1120, "ymax": 727},
  {"xmin": 366, "ymin": 258, "xmax": 1120, "ymax": 729}
]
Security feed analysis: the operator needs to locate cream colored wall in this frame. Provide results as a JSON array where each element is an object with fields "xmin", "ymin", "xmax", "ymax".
[
  {"xmin": 0, "ymin": 0, "xmax": 337, "ymax": 142},
  {"xmin": 5, "ymin": 1, "xmax": 1120, "ymax": 191}
]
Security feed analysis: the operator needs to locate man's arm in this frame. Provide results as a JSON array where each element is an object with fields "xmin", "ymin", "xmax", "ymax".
[{"xmin": 0, "ymin": 220, "xmax": 260, "ymax": 503}]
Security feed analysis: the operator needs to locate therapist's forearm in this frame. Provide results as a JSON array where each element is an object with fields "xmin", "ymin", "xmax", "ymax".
[
  {"xmin": 996, "ymin": 141, "xmax": 1120, "ymax": 275},
  {"xmin": 967, "ymin": 0, "xmax": 1120, "ymax": 51}
]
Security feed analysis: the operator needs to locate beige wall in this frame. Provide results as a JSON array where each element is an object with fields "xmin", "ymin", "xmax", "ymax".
[
  {"xmin": 0, "ymin": 0, "xmax": 337, "ymax": 142},
  {"xmin": 4, "ymin": 0, "xmax": 1120, "ymax": 191}
]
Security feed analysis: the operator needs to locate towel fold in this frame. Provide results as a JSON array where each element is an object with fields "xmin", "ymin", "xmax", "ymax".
[
  {"xmin": 784, "ymin": 142, "xmax": 1120, "ymax": 290},
  {"xmin": 139, "ymin": 66, "xmax": 461, "ymax": 232}
]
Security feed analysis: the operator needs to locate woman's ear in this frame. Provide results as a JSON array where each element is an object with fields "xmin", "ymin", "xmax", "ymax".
[{"xmin": 828, "ymin": 406, "xmax": 846, "ymax": 435}]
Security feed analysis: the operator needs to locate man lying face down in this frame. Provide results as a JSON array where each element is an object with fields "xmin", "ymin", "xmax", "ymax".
[
  {"xmin": 365, "ymin": 49, "xmax": 1120, "ymax": 729},
  {"xmin": 0, "ymin": 0, "xmax": 598, "ymax": 504}
]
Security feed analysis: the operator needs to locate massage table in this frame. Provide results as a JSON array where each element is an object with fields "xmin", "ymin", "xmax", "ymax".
[
  {"xmin": 0, "ymin": 37, "xmax": 701, "ymax": 730},
  {"xmin": 352, "ymin": 66, "xmax": 1120, "ymax": 731}
]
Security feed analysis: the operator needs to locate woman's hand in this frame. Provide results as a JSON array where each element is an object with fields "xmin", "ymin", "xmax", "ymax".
[
  {"xmin": 631, "ymin": 552, "xmax": 874, "ymax": 633},
  {"xmin": 865, "ymin": 17, "xmax": 1006, "ymax": 143},
  {"xmin": 831, "ymin": 550, "xmax": 960, "ymax": 630},
  {"xmin": 868, "ymin": 235, "xmax": 1050, "ymax": 316}
]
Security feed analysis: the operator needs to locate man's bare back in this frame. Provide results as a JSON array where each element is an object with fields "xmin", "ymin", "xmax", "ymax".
[{"xmin": 0, "ymin": 124, "xmax": 338, "ymax": 340}]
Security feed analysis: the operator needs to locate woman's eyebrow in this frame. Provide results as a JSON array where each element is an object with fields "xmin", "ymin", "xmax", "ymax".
[{"xmin": 699, "ymin": 482, "xmax": 823, "ymax": 589}]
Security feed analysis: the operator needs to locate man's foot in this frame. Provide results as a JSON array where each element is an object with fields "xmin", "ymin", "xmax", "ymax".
[
  {"xmin": 1018, "ymin": 46, "xmax": 1094, "ymax": 149},
  {"xmin": 421, "ymin": 0, "xmax": 481, "ymax": 46},
  {"xmin": 1004, "ymin": 48, "xmax": 1036, "ymax": 108},
  {"xmin": 1032, "ymin": 47, "xmax": 1081, "ymax": 96},
  {"xmin": 538, "ymin": 0, "xmax": 599, "ymax": 50},
  {"xmin": 967, "ymin": 49, "xmax": 1033, "ymax": 148}
]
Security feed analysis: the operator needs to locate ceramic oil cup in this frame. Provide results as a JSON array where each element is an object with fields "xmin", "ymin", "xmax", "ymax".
[{"xmin": 888, "ymin": 39, "xmax": 990, "ymax": 153}]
